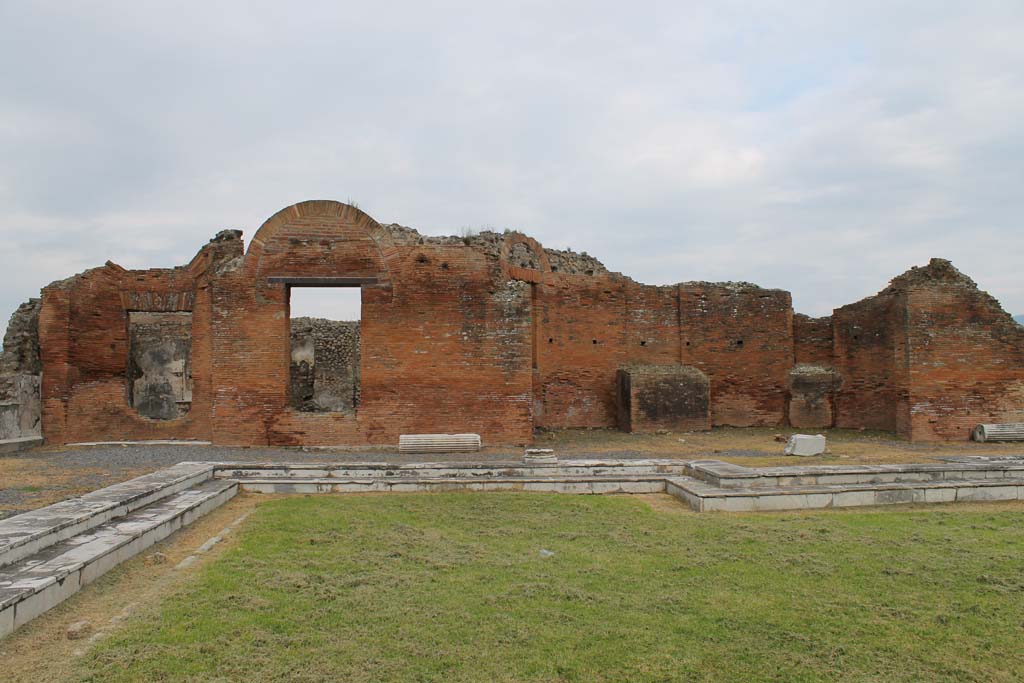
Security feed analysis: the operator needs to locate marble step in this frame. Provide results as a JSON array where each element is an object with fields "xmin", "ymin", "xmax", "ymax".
[
  {"xmin": 237, "ymin": 475, "xmax": 668, "ymax": 495},
  {"xmin": 685, "ymin": 459, "xmax": 1024, "ymax": 489},
  {"xmin": 0, "ymin": 462, "xmax": 214, "ymax": 570},
  {"xmin": 213, "ymin": 459, "xmax": 692, "ymax": 481},
  {"xmin": 0, "ymin": 479, "xmax": 237, "ymax": 639},
  {"xmin": 667, "ymin": 476, "xmax": 1024, "ymax": 512}
]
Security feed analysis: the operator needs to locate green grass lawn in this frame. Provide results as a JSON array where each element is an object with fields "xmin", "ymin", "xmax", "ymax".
[{"xmin": 81, "ymin": 494, "xmax": 1024, "ymax": 682}]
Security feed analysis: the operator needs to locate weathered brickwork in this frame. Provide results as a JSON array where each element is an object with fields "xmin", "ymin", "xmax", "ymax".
[
  {"xmin": 793, "ymin": 314, "xmax": 833, "ymax": 366},
  {"xmin": 787, "ymin": 364, "xmax": 840, "ymax": 429},
  {"xmin": 899, "ymin": 261, "xmax": 1024, "ymax": 441},
  {"xmin": 15, "ymin": 201, "xmax": 1022, "ymax": 446}
]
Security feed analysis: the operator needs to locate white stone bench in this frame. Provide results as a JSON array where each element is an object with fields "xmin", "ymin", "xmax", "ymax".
[
  {"xmin": 972, "ymin": 423, "xmax": 1024, "ymax": 442},
  {"xmin": 398, "ymin": 433, "xmax": 482, "ymax": 454}
]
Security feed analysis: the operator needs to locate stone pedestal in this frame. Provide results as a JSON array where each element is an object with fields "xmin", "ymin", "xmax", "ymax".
[
  {"xmin": 617, "ymin": 364, "xmax": 710, "ymax": 433},
  {"xmin": 788, "ymin": 365, "xmax": 840, "ymax": 429}
]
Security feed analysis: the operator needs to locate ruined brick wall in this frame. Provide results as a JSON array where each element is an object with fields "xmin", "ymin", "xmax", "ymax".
[
  {"xmin": 678, "ymin": 284, "xmax": 792, "ymax": 426},
  {"xmin": 824, "ymin": 258, "xmax": 1024, "ymax": 439},
  {"xmin": 32, "ymin": 201, "xmax": 1024, "ymax": 446},
  {"xmin": 900, "ymin": 260, "xmax": 1024, "ymax": 440},
  {"xmin": 38, "ymin": 231, "xmax": 241, "ymax": 444},
  {"xmin": 534, "ymin": 273, "xmax": 640, "ymax": 428},
  {"xmin": 831, "ymin": 290, "xmax": 907, "ymax": 432},
  {"xmin": 533, "ymin": 275, "xmax": 792, "ymax": 430},
  {"xmin": 793, "ymin": 314, "xmax": 833, "ymax": 365},
  {"xmin": 206, "ymin": 201, "xmax": 533, "ymax": 447}
]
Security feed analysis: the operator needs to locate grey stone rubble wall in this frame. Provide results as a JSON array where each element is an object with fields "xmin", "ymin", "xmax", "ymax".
[
  {"xmin": 0, "ymin": 300, "xmax": 42, "ymax": 442},
  {"xmin": 289, "ymin": 317, "xmax": 360, "ymax": 412},
  {"xmin": 379, "ymin": 223, "xmax": 609, "ymax": 276},
  {"xmin": 0, "ymin": 299, "xmax": 40, "ymax": 375}
]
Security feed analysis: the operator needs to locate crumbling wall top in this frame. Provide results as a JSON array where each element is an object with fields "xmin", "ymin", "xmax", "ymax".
[
  {"xmin": 883, "ymin": 258, "xmax": 978, "ymax": 293},
  {"xmin": 379, "ymin": 222, "xmax": 609, "ymax": 276},
  {"xmin": 0, "ymin": 299, "xmax": 41, "ymax": 375}
]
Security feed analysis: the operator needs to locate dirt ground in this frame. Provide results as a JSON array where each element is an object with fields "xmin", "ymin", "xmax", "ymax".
[
  {"xmin": 1, "ymin": 427, "xmax": 1022, "ymax": 519},
  {"xmin": 536, "ymin": 426, "xmax": 1024, "ymax": 466}
]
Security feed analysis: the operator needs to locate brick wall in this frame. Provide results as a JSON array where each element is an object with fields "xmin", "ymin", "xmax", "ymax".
[
  {"xmin": 832, "ymin": 289, "xmax": 907, "ymax": 432},
  {"xmin": 901, "ymin": 261, "xmax": 1024, "ymax": 440},
  {"xmin": 31, "ymin": 202, "xmax": 1024, "ymax": 445},
  {"xmin": 793, "ymin": 314, "xmax": 833, "ymax": 365}
]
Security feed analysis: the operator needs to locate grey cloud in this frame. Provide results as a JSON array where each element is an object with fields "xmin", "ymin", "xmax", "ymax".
[{"xmin": 2, "ymin": 1, "xmax": 1023, "ymax": 328}]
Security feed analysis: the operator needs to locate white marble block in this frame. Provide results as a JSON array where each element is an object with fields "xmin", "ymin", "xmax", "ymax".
[{"xmin": 784, "ymin": 434, "xmax": 826, "ymax": 456}]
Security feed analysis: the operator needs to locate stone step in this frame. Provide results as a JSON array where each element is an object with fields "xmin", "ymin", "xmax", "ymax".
[
  {"xmin": 667, "ymin": 476, "xmax": 1024, "ymax": 512},
  {"xmin": 0, "ymin": 479, "xmax": 237, "ymax": 639},
  {"xmin": 237, "ymin": 475, "xmax": 667, "ymax": 495},
  {"xmin": 0, "ymin": 461, "xmax": 213, "ymax": 570},
  {"xmin": 685, "ymin": 459, "xmax": 1024, "ymax": 489},
  {"xmin": 213, "ymin": 459, "xmax": 692, "ymax": 481},
  {"xmin": 0, "ymin": 436, "xmax": 43, "ymax": 455}
]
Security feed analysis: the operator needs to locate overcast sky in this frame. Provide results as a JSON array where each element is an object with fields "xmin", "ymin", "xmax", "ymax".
[{"xmin": 2, "ymin": 1, "xmax": 1023, "ymax": 325}]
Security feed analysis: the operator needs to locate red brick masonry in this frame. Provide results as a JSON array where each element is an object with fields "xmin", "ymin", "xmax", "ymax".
[{"xmin": 36, "ymin": 201, "xmax": 1024, "ymax": 445}]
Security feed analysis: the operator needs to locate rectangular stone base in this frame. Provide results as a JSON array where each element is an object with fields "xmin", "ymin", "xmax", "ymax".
[{"xmin": 0, "ymin": 436, "xmax": 43, "ymax": 454}]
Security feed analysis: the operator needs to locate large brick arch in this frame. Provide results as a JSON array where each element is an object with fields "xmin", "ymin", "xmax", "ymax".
[
  {"xmin": 246, "ymin": 200, "xmax": 396, "ymax": 299},
  {"xmin": 500, "ymin": 232, "xmax": 550, "ymax": 284}
]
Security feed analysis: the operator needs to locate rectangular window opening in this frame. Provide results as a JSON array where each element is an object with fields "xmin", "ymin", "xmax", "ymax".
[
  {"xmin": 127, "ymin": 311, "xmax": 193, "ymax": 420},
  {"xmin": 288, "ymin": 286, "xmax": 361, "ymax": 414}
]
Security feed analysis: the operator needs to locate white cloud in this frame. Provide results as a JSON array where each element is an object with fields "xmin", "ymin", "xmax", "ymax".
[{"xmin": 1, "ymin": 0, "xmax": 1023, "ymax": 330}]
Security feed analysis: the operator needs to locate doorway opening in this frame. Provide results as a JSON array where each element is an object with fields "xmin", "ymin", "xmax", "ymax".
[{"xmin": 288, "ymin": 287, "xmax": 361, "ymax": 413}]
